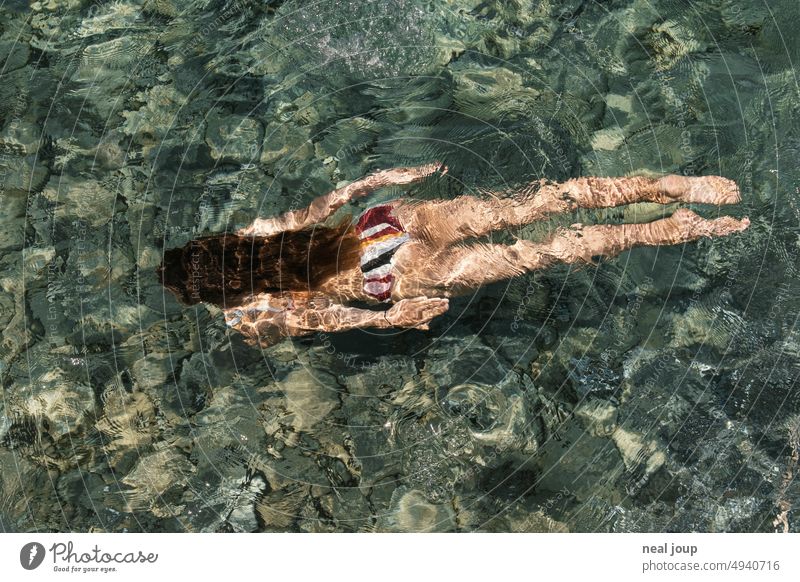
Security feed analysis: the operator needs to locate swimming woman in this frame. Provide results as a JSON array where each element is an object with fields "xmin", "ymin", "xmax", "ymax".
[{"xmin": 157, "ymin": 163, "xmax": 749, "ymax": 347}]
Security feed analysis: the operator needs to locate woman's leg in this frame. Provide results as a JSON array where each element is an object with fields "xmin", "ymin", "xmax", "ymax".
[
  {"xmin": 393, "ymin": 175, "xmax": 741, "ymax": 247},
  {"xmin": 393, "ymin": 209, "xmax": 749, "ymax": 298}
]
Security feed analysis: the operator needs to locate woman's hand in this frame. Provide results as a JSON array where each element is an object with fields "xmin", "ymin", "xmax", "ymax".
[
  {"xmin": 384, "ymin": 296, "xmax": 449, "ymax": 330},
  {"xmin": 372, "ymin": 162, "xmax": 448, "ymax": 187}
]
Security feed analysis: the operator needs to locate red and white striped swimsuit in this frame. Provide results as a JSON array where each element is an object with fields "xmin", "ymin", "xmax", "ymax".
[{"xmin": 354, "ymin": 204, "xmax": 409, "ymax": 303}]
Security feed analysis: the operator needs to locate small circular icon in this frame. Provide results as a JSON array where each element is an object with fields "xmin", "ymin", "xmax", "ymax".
[{"xmin": 20, "ymin": 542, "xmax": 46, "ymax": 570}]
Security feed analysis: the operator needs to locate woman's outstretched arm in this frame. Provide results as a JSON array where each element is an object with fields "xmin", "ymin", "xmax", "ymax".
[
  {"xmin": 225, "ymin": 295, "xmax": 449, "ymax": 347},
  {"xmin": 237, "ymin": 163, "xmax": 446, "ymax": 236}
]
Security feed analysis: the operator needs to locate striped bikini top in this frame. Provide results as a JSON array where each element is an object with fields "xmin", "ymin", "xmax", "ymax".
[{"xmin": 354, "ymin": 204, "xmax": 409, "ymax": 302}]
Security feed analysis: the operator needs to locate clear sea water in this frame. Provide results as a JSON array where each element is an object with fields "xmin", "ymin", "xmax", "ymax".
[{"xmin": 0, "ymin": 0, "xmax": 798, "ymax": 532}]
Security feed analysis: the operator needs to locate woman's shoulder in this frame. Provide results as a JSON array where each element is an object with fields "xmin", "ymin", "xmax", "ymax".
[
  {"xmin": 222, "ymin": 292, "xmax": 293, "ymax": 327},
  {"xmin": 222, "ymin": 291, "xmax": 333, "ymax": 327}
]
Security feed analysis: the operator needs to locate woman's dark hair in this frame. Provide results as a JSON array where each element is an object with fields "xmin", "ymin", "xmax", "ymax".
[{"xmin": 155, "ymin": 218, "xmax": 360, "ymax": 308}]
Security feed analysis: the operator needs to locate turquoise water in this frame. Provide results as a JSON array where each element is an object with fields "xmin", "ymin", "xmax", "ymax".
[{"xmin": 0, "ymin": 0, "xmax": 798, "ymax": 532}]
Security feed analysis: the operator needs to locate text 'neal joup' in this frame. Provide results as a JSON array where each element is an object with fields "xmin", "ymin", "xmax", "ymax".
[{"xmin": 642, "ymin": 543, "xmax": 698, "ymax": 557}]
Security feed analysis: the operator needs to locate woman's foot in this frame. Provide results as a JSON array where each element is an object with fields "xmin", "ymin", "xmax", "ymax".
[
  {"xmin": 669, "ymin": 207, "xmax": 750, "ymax": 238},
  {"xmin": 657, "ymin": 175, "xmax": 741, "ymax": 205}
]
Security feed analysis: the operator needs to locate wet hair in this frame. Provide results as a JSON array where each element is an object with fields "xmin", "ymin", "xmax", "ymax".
[{"xmin": 155, "ymin": 218, "xmax": 360, "ymax": 308}]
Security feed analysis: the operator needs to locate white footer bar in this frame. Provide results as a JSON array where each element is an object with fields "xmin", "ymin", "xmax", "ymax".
[{"xmin": 1, "ymin": 533, "xmax": 795, "ymax": 581}]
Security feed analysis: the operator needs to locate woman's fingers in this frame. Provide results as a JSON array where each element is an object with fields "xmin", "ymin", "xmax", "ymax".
[
  {"xmin": 410, "ymin": 297, "xmax": 449, "ymax": 323},
  {"xmin": 236, "ymin": 217, "xmax": 280, "ymax": 237},
  {"xmin": 411, "ymin": 297, "xmax": 449, "ymax": 330},
  {"xmin": 413, "ymin": 162, "xmax": 449, "ymax": 179},
  {"xmin": 427, "ymin": 297, "xmax": 450, "ymax": 317},
  {"xmin": 387, "ymin": 296, "xmax": 449, "ymax": 328}
]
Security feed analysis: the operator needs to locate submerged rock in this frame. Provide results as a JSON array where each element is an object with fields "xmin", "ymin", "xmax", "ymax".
[
  {"xmin": 121, "ymin": 448, "xmax": 194, "ymax": 517},
  {"xmin": 96, "ymin": 389, "xmax": 157, "ymax": 451},
  {"xmin": 259, "ymin": 121, "xmax": 314, "ymax": 167},
  {"xmin": 278, "ymin": 367, "xmax": 341, "ymax": 432},
  {"xmin": 270, "ymin": 0, "xmax": 445, "ymax": 81},
  {"xmin": 377, "ymin": 487, "xmax": 456, "ymax": 532},
  {"xmin": 205, "ymin": 112, "xmax": 263, "ymax": 165}
]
